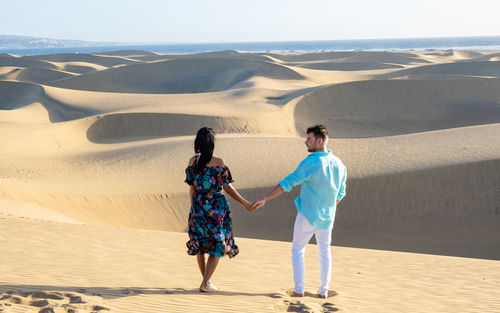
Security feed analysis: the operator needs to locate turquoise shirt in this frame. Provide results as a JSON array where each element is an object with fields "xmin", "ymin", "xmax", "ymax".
[{"xmin": 279, "ymin": 148, "xmax": 347, "ymax": 229}]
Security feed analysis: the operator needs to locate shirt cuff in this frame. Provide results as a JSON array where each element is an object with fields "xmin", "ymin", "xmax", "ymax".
[{"xmin": 279, "ymin": 180, "xmax": 292, "ymax": 192}]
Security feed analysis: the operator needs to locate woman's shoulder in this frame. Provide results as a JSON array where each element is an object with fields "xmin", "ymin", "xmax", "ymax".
[
  {"xmin": 210, "ymin": 156, "xmax": 227, "ymax": 168},
  {"xmin": 187, "ymin": 156, "xmax": 227, "ymax": 168},
  {"xmin": 188, "ymin": 155, "xmax": 198, "ymax": 167}
]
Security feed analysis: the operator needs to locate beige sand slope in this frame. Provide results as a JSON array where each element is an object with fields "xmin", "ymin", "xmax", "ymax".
[
  {"xmin": 291, "ymin": 77, "xmax": 500, "ymax": 137},
  {"xmin": 0, "ymin": 67, "xmax": 76, "ymax": 83},
  {"xmin": 1, "ymin": 216, "xmax": 499, "ymax": 313},
  {"xmin": 1, "ymin": 49, "xmax": 500, "ymax": 312}
]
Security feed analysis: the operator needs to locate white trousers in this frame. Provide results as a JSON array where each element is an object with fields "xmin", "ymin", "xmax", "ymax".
[{"xmin": 291, "ymin": 213, "xmax": 333, "ymax": 296}]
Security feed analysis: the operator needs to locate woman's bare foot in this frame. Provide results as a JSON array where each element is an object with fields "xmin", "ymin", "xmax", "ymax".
[
  {"xmin": 208, "ymin": 281, "xmax": 218, "ymax": 291},
  {"xmin": 199, "ymin": 281, "xmax": 218, "ymax": 293},
  {"xmin": 318, "ymin": 294, "xmax": 327, "ymax": 299},
  {"xmin": 291, "ymin": 291, "xmax": 304, "ymax": 297}
]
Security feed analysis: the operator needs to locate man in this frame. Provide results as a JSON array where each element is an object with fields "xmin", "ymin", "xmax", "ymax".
[{"xmin": 251, "ymin": 125, "xmax": 347, "ymax": 299}]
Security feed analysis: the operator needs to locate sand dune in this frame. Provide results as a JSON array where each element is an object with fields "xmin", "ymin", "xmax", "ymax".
[
  {"xmin": 93, "ymin": 50, "xmax": 160, "ymax": 57},
  {"xmin": 379, "ymin": 60, "xmax": 500, "ymax": 79},
  {"xmin": 0, "ymin": 80, "xmax": 45, "ymax": 110},
  {"xmin": 417, "ymin": 49, "xmax": 483, "ymax": 61},
  {"xmin": 97, "ymin": 50, "xmax": 264, "ymax": 64},
  {"xmin": 0, "ymin": 54, "xmax": 57, "ymax": 69},
  {"xmin": 0, "ymin": 81, "xmax": 98, "ymax": 122},
  {"xmin": 286, "ymin": 61, "xmax": 404, "ymax": 71},
  {"xmin": 58, "ymin": 61, "xmax": 108, "ymax": 74},
  {"xmin": 0, "ymin": 66, "xmax": 20, "ymax": 76},
  {"xmin": 1, "ymin": 49, "xmax": 500, "ymax": 312},
  {"xmin": 47, "ymin": 58, "xmax": 305, "ymax": 93},
  {"xmin": 3, "ymin": 67, "xmax": 76, "ymax": 83},
  {"xmin": 449, "ymin": 50, "xmax": 484, "ymax": 59},
  {"xmin": 25, "ymin": 52, "xmax": 141, "ymax": 67},
  {"xmin": 0, "ymin": 198, "xmax": 81, "ymax": 223},
  {"xmin": 86, "ymin": 112, "xmax": 295, "ymax": 143},
  {"xmin": 469, "ymin": 51, "xmax": 500, "ymax": 61},
  {"xmin": 291, "ymin": 77, "xmax": 500, "ymax": 137},
  {"xmin": 1, "ymin": 122, "xmax": 498, "ymax": 258},
  {"xmin": 166, "ymin": 50, "xmax": 276, "ymax": 63},
  {"xmin": 267, "ymin": 51, "xmax": 431, "ymax": 65}
]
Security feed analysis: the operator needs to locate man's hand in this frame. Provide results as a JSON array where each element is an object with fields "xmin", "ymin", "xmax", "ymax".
[
  {"xmin": 249, "ymin": 184, "xmax": 283, "ymax": 212},
  {"xmin": 251, "ymin": 199, "xmax": 266, "ymax": 211}
]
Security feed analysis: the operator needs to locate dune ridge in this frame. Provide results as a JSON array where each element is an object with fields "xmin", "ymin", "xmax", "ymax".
[
  {"xmin": 0, "ymin": 54, "xmax": 57, "ymax": 69},
  {"xmin": 47, "ymin": 58, "xmax": 305, "ymax": 93},
  {"xmin": 25, "ymin": 52, "xmax": 141, "ymax": 67},
  {"xmin": 2, "ymin": 67, "xmax": 77, "ymax": 83},
  {"xmin": 0, "ymin": 80, "xmax": 98, "ymax": 123},
  {"xmin": 379, "ymin": 60, "xmax": 500, "ymax": 78}
]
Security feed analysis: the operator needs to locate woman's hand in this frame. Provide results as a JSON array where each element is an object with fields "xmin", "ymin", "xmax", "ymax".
[
  {"xmin": 243, "ymin": 200, "xmax": 253, "ymax": 212},
  {"xmin": 251, "ymin": 199, "xmax": 266, "ymax": 211}
]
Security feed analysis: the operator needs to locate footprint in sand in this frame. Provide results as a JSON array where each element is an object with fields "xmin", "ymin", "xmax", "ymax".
[
  {"xmin": 0, "ymin": 295, "xmax": 11, "ymax": 301},
  {"xmin": 121, "ymin": 289, "xmax": 142, "ymax": 295},
  {"xmin": 165, "ymin": 288, "xmax": 186, "ymax": 294},
  {"xmin": 275, "ymin": 299, "xmax": 314, "ymax": 312},
  {"xmin": 32, "ymin": 292, "xmax": 65, "ymax": 300},
  {"xmin": 321, "ymin": 302, "xmax": 339, "ymax": 312},
  {"xmin": 276, "ymin": 299, "xmax": 339, "ymax": 313},
  {"xmin": 273, "ymin": 289, "xmax": 339, "ymax": 313},
  {"xmin": 268, "ymin": 293, "xmax": 284, "ymax": 299},
  {"xmin": 284, "ymin": 289, "xmax": 338, "ymax": 299},
  {"xmin": 0, "ymin": 290, "xmax": 111, "ymax": 313}
]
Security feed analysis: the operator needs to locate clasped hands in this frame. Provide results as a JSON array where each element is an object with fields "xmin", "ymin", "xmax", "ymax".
[{"xmin": 244, "ymin": 199, "xmax": 266, "ymax": 213}]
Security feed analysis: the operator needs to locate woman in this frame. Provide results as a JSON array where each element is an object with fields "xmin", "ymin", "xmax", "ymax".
[{"xmin": 184, "ymin": 127, "xmax": 252, "ymax": 293}]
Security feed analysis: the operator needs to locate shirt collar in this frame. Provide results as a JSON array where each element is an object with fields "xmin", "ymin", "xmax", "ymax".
[{"xmin": 308, "ymin": 148, "xmax": 332, "ymax": 157}]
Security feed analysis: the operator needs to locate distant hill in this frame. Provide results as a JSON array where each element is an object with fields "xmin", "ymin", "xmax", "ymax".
[{"xmin": 0, "ymin": 34, "xmax": 107, "ymax": 49}]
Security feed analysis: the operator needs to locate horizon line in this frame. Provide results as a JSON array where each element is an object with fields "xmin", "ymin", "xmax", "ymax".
[{"xmin": 2, "ymin": 33, "xmax": 500, "ymax": 46}]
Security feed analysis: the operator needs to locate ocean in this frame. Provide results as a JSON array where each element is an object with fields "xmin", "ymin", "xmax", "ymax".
[{"xmin": 2, "ymin": 36, "xmax": 500, "ymax": 55}]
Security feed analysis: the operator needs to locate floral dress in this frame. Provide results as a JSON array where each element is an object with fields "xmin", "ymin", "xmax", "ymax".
[{"xmin": 185, "ymin": 165, "xmax": 239, "ymax": 258}]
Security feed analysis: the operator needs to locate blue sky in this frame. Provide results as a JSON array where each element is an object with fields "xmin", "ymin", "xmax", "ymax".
[{"xmin": 3, "ymin": 0, "xmax": 500, "ymax": 43}]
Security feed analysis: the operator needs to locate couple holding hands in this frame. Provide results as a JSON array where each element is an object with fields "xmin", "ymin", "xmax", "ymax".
[{"xmin": 184, "ymin": 125, "xmax": 347, "ymax": 298}]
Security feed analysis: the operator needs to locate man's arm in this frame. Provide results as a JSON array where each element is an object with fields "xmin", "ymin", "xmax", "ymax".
[
  {"xmin": 336, "ymin": 166, "xmax": 347, "ymax": 205},
  {"xmin": 251, "ymin": 159, "xmax": 311, "ymax": 212},
  {"xmin": 251, "ymin": 184, "xmax": 284, "ymax": 211}
]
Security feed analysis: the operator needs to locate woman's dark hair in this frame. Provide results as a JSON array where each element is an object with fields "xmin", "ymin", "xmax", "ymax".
[{"xmin": 194, "ymin": 127, "xmax": 215, "ymax": 172}]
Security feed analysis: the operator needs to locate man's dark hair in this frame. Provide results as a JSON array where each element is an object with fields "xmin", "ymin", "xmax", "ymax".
[{"xmin": 307, "ymin": 125, "xmax": 328, "ymax": 141}]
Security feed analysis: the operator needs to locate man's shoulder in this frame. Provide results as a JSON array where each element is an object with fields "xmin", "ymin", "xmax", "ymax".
[
  {"xmin": 331, "ymin": 155, "xmax": 347, "ymax": 171},
  {"xmin": 330, "ymin": 154, "xmax": 344, "ymax": 162},
  {"xmin": 301, "ymin": 155, "xmax": 323, "ymax": 170}
]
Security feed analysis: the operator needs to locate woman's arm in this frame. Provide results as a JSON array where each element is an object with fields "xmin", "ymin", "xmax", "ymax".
[{"xmin": 223, "ymin": 183, "xmax": 252, "ymax": 212}]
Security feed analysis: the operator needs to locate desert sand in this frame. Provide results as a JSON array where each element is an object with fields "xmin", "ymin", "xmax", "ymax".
[{"xmin": 1, "ymin": 48, "xmax": 499, "ymax": 312}]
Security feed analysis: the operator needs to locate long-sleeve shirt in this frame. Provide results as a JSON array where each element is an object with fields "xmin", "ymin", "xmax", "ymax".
[{"xmin": 279, "ymin": 148, "xmax": 347, "ymax": 229}]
